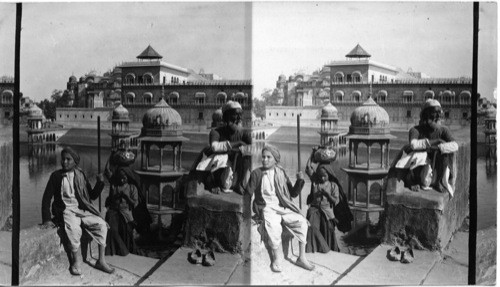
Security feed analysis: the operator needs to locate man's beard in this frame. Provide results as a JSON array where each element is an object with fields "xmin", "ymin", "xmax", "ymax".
[{"xmin": 228, "ymin": 121, "xmax": 242, "ymax": 132}]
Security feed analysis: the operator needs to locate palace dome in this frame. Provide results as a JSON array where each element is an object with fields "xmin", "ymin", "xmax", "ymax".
[
  {"xmin": 321, "ymin": 102, "xmax": 338, "ymax": 119},
  {"xmin": 69, "ymin": 76, "xmax": 77, "ymax": 82},
  {"xmin": 112, "ymin": 104, "xmax": 129, "ymax": 121},
  {"xmin": 142, "ymin": 98, "xmax": 182, "ymax": 129},
  {"xmin": 27, "ymin": 104, "xmax": 43, "ymax": 119},
  {"xmin": 349, "ymin": 96, "xmax": 390, "ymax": 135},
  {"xmin": 278, "ymin": 74, "xmax": 286, "ymax": 82}
]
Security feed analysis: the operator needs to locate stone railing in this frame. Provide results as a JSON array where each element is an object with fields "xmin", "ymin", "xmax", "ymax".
[{"xmin": 383, "ymin": 142, "xmax": 470, "ymax": 250}]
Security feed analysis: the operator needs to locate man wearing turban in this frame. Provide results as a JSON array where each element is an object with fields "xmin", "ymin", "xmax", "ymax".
[
  {"xmin": 196, "ymin": 100, "xmax": 252, "ymax": 194},
  {"xmin": 397, "ymin": 99, "xmax": 458, "ymax": 195},
  {"xmin": 41, "ymin": 147, "xmax": 114, "ymax": 275},
  {"xmin": 246, "ymin": 144, "xmax": 315, "ymax": 272}
]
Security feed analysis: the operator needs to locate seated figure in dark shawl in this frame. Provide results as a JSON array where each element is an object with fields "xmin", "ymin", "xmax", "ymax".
[
  {"xmin": 195, "ymin": 101, "xmax": 252, "ymax": 194},
  {"xmin": 396, "ymin": 99, "xmax": 458, "ymax": 195},
  {"xmin": 105, "ymin": 166, "xmax": 152, "ymax": 256}
]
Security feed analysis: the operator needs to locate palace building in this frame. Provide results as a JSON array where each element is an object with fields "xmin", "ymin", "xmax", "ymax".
[
  {"xmin": 267, "ymin": 44, "xmax": 472, "ymax": 128},
  {"xmin": 57, "ymin": 45, "xmax": 252, "ymax": 128}
]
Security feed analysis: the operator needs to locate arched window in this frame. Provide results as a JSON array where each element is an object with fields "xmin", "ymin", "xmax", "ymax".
[
  {"xmin": 459, "ymin": 91, "xmax": 471, "ymax": 105},
  {"xmin": 143, "ymin": 73, "xmax": 154, "ymax": 85},
  {"xmin": 423, "ymin": 90, "xmax": 435, "ymax": 102},
  {"xmin": 334, "ymin": 90, "xmax": 344, "ymax": 102},
  {"xmin": 232, "ymin": 92, "xmax": 247, "ymax": 105},
  {"xmin": 1, "ymin": 90, "xmax": 13, "ymax": 104},
  {"xmin": 216, "ymin": 92, "xmax": 227, "ymax": 105},
  {"xmin": 126, "ymin": 92, "xmax": 135, "ymax": 104},
  {"xmin": 352, "ymin": 71, "xmax": 362, "ymax": 83},
  {"xmin": 441, "ymin": 90, "xmax": 454, "ymax": 104},
  {"xmin": 125, "ymin": 73, "xmax": 135, "ymax": 85},
  {"xmin": 352, "ymin": 90, "xmax": 362, "ymax": 102},
  {"xmin": 334, "ymin": 72, "xmax": 344, "ymax": 83},
  {"xmin": 143, "ymin": 92, "xmax": 153, "ymax": 104},
  {"xmin": 168, "ymin": 92, "xmax": 179, "ymax": 105},
  {"xmin": 377, "ymin": 90, "xmax": 387, "ymax": 103}
]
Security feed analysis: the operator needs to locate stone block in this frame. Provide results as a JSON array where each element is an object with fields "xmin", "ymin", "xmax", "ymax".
[
  {"xmin": 19, "ymin": 226, "xmax": 66, "ymax": 282},
  {"xmin": 184, "ymin": 179, "xmax": 250, "ymax": 253},
  {"xmin": 383, "ymin": 143, "xmax": 470, "ymax": 251}
]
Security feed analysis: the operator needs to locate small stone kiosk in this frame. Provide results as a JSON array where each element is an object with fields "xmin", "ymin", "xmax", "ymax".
[
  {"xmin": 342, "ymin": 96, "xmax": 395, "ymax": 237},
  {"xmin": 318, "ymin": 102, "xmax": 341, "ymax": 148},
  {"xmin": 135, "ymin": 99, "xmax": 189, "ymax": 237},
  {"xmin": 110, "ymin": 103, "xmax": 135, "ymax": 150},
  {"xmin": 26, "ymin": 104, "xmax": 55, "ymax": 144}
]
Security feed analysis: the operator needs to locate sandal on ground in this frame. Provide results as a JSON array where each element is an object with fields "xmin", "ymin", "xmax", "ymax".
[
  {"xmin": 388, "ymin": 246, "xmax": 402, "ymax": 261},
  {"xmin": 69, "ymin": 265, "xmax": 81, "ymax": 276},
  {"xmin": 295, "ymin": 259, "xmax": 315, "ymax": 271},
  {"xmin": 202, "ymin": 251, "xmax": 216, "ymax": 267},
  {"xmin": 401, "ymin": 248, "xmax": 414, "ymax": 264},
  {"xmin": 188, "ymin": 248, "xmax": 203, "ymax": 264},
  {"xmin": 94, "ymin": 262, "xmax": 115, "ymax": 274},
  {"xmin": 270, "ymin": 262, "xmax": 282, "ymax": 273}
]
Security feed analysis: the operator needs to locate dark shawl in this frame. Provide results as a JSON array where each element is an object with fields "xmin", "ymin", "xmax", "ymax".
[{"xmin": 307, "ymin": 163, "xmax": 353, "ymax": 233}]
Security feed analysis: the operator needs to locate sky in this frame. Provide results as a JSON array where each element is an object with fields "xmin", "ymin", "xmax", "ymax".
[
  {"xmin": 253, "ymin": 2, "xmax": 497, "ymax": 101},
  {"xmin": 0, "ymin": 2, "xmax": 252, "ymax": 102},
  {"xmin": 0, "ymin": 2, "xmax": 497, "ymax": 102}
]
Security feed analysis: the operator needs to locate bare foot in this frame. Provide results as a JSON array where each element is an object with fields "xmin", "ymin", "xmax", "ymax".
[
  {"xmin": 270, "ymin": 261, "xmax": 282, "ymax": 273},
  {"xmin": 95, "ymin": 260, "xmax": 115, "ymax": 274},
  {"xmin": 295, "ymin": 257, "xmax": 315, "ymax": 271},
  {"xmin": 410, "ymin": 185, "xmax": 420, "ymax": 192}
]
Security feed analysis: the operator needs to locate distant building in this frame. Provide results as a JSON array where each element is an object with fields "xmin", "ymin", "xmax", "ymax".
[
  {"xmin": 57, "ymin": 45, "xmax": 252, "ymax": 128},
  {"xmin": 0, "ymin": 76, "xmax": 33, "ymax": 122},
  {"xmin": 267, "ymin": 44, "xmax": 472, "ymax": 128}
]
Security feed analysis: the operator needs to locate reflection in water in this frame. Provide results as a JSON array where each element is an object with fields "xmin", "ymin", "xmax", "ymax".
[{"xmin": 28, "ymin": 144, "xmax": 58, "ymax": 174}]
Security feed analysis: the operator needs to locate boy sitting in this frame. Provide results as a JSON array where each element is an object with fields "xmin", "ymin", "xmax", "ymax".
[{"xmin": 41, "ymin": 147, "xmax": 115, "ymax": 275}]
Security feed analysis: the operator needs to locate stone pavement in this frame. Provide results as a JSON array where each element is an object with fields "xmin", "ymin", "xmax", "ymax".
[
  {"xmin": 22, "ymin": 248, "xmax": 159, "ymax": 286},
  {"xmin": 0, "ymin": 231, "xmax": 11, "ymax": 286},
  {"xmin": 250, "ymin": 222, "xmax": 361, "ymax": 285}
]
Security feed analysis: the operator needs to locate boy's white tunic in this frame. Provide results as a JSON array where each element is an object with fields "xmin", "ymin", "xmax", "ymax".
[
  {"xmin": 259, "ymin": 167, "xmax": 308, "ymax": 250},
  {"xmin": 61, "ymin": 171, "xmax": 108, "ymax": 252}
]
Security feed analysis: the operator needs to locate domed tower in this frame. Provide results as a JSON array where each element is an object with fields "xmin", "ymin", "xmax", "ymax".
[
  {"xmin": 341, "ymin": 96, "xmax": 395, "ymax": 237},
  {"xmin": 318, "ymin": 102, "xmax": 340, "ymax": 147},
  {"xmin": 26, "ymin": 104, "xmax": 45, "ymax": 144},
  {"xmin": 484, "ymin": 104, "xmax": 496, "ymax": 159},
  {"xmin": 135, "ymin": 99, "xmax": 188, "ymax": 237},
  {"xmin": 109, "ymin": 103, "xmax": 135, "ymax": 151}
]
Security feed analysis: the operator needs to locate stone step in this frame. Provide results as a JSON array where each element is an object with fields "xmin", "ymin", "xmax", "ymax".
[
  {"xmin": 336, "ymin": 244, "xmax": 441, "ymax": 285},
  {"xmin": 250, "ymin": 222, "xmax": 360, "ymax": 285}
]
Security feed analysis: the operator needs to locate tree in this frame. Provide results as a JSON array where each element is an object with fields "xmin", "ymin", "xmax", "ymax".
[
  {"xmin": 253, "ymin": 98, "xmax": 266, "ymax": 119},
  {"xmin": 39, "ymin": 99, "xmax": 56, "ymax": 120}
]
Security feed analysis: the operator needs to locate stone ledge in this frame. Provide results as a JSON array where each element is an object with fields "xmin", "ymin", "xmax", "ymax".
[
  {"xmin": 383, "ymin": 143, "xmax": 470, "ymax": 251},
  {"xmin": 19, "ymin": 225, "xmax": 66, "ymax": 282},
  {"xmin": 387, "ymin": 187, "xmax": 449, "ymax": 211}
]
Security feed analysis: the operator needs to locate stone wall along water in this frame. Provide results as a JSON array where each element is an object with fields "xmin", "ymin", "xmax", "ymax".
[{"xmin": 0, "ymin": 141, "xmax": 12, "ymax": 230}]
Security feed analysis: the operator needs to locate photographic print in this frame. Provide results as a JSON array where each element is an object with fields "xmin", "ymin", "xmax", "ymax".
[
  {"xmin": 250, "ymin": 1, "xmax": 496, "ymax": 285},
  {"xmin": 8, "ymin": 2, "xmax": 252, "ymax": 285},
  {"xmin": 0, "ymin": 1, "xmax": 497, "ymax": 286}
]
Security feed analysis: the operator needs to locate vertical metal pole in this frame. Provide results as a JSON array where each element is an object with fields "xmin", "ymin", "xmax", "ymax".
[
  {"xmin": 12, "ymin": 4, "xmax": 22, "ymax": 286},
  {"xmin": 297, "ymin": 114, "xmax": 302, "ymax": 209},
  {"xmin": 469, "ymin": 2, "xmax": 479, "ymax": 285},
  {"xmin": 97, "ymin": 116, "xmax": 101, "ymax": 212}
]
